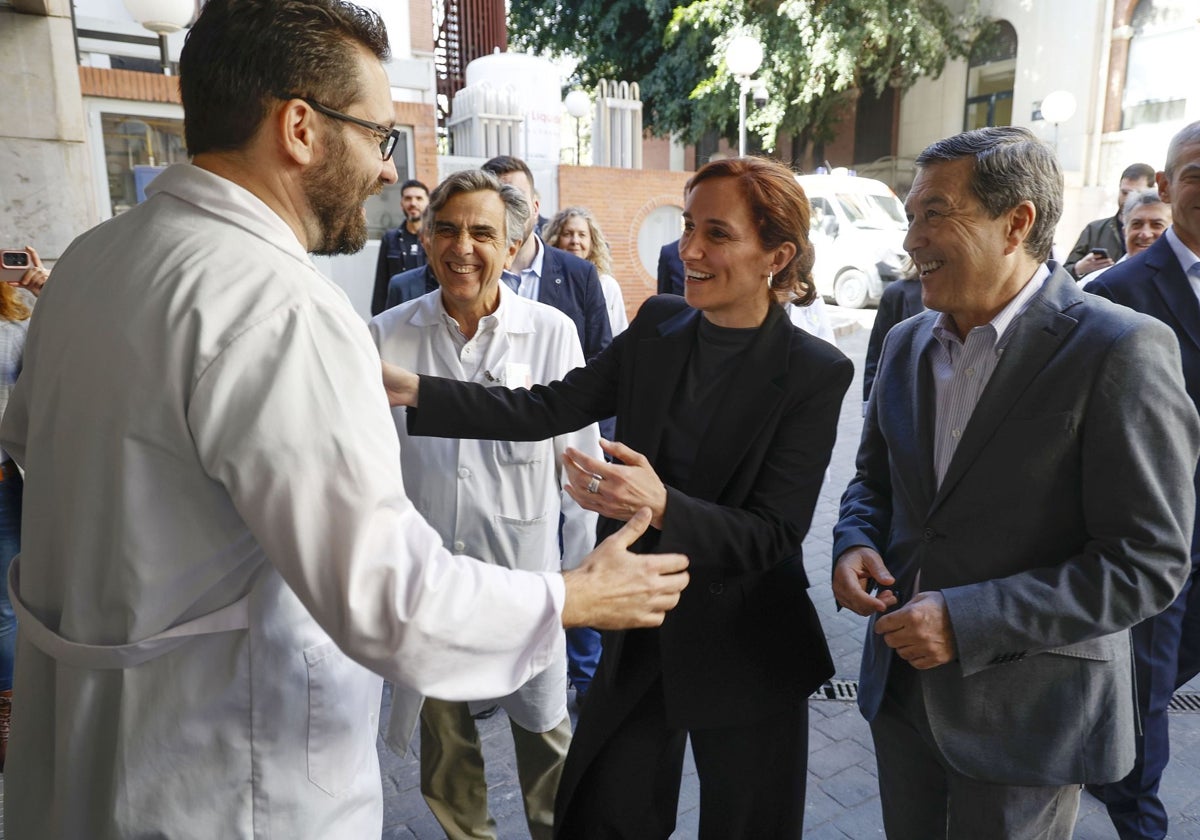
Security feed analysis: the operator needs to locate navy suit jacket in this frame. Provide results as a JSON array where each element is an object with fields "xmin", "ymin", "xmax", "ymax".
[
  {"xmin": 537, "ymin": 242, "xmax": 612, "ymax": 362},
  {"xmin": 384, "ymin": 265, "xmax": 439, "ymax": 312},
  {"xmin": 863, "ymin": 278, "xmax": 924, "ymax": 402},
  {"xmin": 1088, "ymin": 234, "xmax": 1200, "ymax": 558},
  {"xmin": 657, "ymin": 240, "xmax": 685, "ymax": 295}
]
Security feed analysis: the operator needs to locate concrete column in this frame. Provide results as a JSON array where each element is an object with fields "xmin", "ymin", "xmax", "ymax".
[{"xmin": 0, "ymin": 3, "xmax": 98, "ymax": 263}]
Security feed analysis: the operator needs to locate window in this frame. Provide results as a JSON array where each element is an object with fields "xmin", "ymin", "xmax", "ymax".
[
  {"xmin": 1122, "ymin": 0, "xmax": 1191, "ymax": 129},
  {"xmin": 98, "ymin": 111, "xmax": 187, "ymax": 217},
  {"xmin": 963, "ymin": 20, "xmax": 1016, "ymax": 131}
]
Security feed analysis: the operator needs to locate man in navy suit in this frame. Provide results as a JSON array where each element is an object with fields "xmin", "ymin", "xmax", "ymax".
[
  {"xmin": 481, "ymin": 156, "xmax": 611, "ymax": 363},
  {"xmin": 1084, "ymin": 120, "xmax": 1200, "ymax": 840},
  {"xmin": 656, "ymin": 240, "xmax": 685, "ymax": 295}
]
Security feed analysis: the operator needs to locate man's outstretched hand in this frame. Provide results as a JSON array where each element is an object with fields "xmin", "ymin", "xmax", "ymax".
[{"xmin": 562, "ymin": 507, "xmax": 689, "ymax": 629}]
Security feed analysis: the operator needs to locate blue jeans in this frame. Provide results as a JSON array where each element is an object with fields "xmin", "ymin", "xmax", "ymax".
[{"xmin": 0, "ymin": 462, "xmax": 22, "ymax": 692}]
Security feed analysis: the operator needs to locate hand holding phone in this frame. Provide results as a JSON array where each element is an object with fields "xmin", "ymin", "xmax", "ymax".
[
  {"xmin": 1, "ymin": 247, "xmax": 49, "ymax": 296},
  {"xmin": 1090, "ymin": 248, "xmax": 1109, "ymax": 259},
  {"xmin": 0, "ymin": 250, "xmax": 31, "ymax": 283}
]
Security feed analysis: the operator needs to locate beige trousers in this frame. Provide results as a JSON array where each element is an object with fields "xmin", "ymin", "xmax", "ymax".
[{"xmin": 420, "ymin": 697, "xmax": 572, "ymax": 840}]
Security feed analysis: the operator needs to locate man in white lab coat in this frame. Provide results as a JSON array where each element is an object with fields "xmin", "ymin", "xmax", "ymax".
[
  {"xmin": 370, "ymin": 169, "xmax": 601, "ymax": 840},
  {"xmin": 0, "ymin": 2, "xmax": 687, "ymax": 837}
]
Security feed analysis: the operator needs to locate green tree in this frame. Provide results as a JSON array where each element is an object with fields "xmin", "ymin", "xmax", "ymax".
[{"xmin": 509, "ymin": 0, "xmax": 981, "ymax": 161}]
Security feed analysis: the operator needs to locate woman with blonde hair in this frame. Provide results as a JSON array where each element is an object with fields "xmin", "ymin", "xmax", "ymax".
[{"xmin": 545, "ymin": 207, "xmax": 628, "ymax": 335}]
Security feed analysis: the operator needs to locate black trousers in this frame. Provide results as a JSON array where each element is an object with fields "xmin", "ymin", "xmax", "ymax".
[{"xmin": 554, "ymin": 676, "xmax": 809, "ymax": 839}]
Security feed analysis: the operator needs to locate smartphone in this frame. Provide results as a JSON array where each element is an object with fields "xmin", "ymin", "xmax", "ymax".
[
  {"xmin": 1090, "ymin": 248, "xmax": 1109, "ymax": 259},
  {"xmin": 0, "ymin": 250, "xmax": 31, "ymax": 283}
]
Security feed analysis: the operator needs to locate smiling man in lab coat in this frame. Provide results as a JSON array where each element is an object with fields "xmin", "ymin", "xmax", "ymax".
[
  {"xmin": 0, "ymin": 1, "xmax": 687, "ymax": 837},
  {"xmin": 370, "ymin": 169, "xmax": 602, "ymax": 840}
]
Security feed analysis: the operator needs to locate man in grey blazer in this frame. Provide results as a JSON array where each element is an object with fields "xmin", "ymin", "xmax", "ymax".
[{"xmin": 833, "ymin": 126, "xmax": 1200, "ymax": 839}]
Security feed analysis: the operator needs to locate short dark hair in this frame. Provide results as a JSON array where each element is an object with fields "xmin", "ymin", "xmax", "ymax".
[
  {"xmin": 179, "ymin": 0, "xmax": 389, "ymax": 156},
  {"xmin": 1120, "ymin": 163, "xmax": 1156, "ymax": 185},
  {"xmin": 400, "ymin": 179, "xmax": 429, "ymax": 195},
  {"xmin": 482, "ymin": 156, "xmax": 536, "ymax": 190},
  {"xmin": 686, "ymin": 157, "xmax": 817, "ymax": 306},
  {"xmin": 916, "ymin": 126, "xmax": 1062, "ymax": 262}
]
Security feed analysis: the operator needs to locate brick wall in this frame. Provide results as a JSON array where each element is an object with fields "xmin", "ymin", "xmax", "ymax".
[
  {"xmin": 409, "ymin": 0, "xmax": 434, "ymax": 53},
  {"xmin": 394, "ymin": 101, "xmax": 438, "ymax": 187},
  {"xmin": 558, "ymin": 165, "xmax": 692, "ymax": 321},
  {"xmin": 79, "ymin": 67, "xmax": 180, "ymax": 103}
]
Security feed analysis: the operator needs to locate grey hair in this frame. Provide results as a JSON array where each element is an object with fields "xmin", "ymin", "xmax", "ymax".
[
  {"xmin": 915, "ymin": 126, "xmax": 1062, "ymax": 262},
  {"xmin": 1165, "ymin": 121, "xmax": 1200, "ymax": 177},
  {"xmin": 423, "ymin": 169, "xmax": 530, "ymax": 249},
  {"xmin": 1122, "ymin": 188, "xmax": 1166, "ymax": 220}
]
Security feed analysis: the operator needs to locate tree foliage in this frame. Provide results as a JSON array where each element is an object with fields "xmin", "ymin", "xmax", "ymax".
[{"xmin": 509, "ymin": 0, "xmax": 981, "ymax": 157}]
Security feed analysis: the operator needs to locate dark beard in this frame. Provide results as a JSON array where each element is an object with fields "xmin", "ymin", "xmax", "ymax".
[{"xmin": 303, "ymin": 129, "xmax": 374, "ymax": 256}]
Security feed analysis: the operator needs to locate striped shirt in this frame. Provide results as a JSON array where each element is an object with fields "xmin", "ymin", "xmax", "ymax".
[{"xmin": 930, "ymin": 264, "xmax": 1050, "ymax": 486}]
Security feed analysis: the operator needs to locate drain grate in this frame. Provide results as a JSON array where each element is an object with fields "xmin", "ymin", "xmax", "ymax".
[
  {"xmin": 810, "ymin": 678, "xmax": 859, "ymax": 702},
  {"xmin": 1168, "ymin": 692, "xmax": 1200, "ymax": 713},
  {"xmin": 809, "ymin": 683, "xmax": 1200, "ymax": 713}
]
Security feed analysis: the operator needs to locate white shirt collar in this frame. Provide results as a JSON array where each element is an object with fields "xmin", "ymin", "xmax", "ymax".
[{"xmin": 933, "ymin": 263, "xmax": 1051, "ymax": 350}]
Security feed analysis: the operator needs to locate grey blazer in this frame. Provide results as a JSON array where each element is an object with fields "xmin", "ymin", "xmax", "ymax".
[{"xmin": 834, "ymin": 267, "xmax": 1199, "ymax": 786}]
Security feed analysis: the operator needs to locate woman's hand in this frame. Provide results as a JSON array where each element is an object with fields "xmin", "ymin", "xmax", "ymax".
[
  {"xmin": 381, "ymin": 361, "xmax": 419, "ymax": 407},
  {"xmin": 15, "ymin": 246, "xmax": 48, "ymax": 297},
  {"xmin": 562, "ymin": 438, "xmax": 668, "ymax": 529}
]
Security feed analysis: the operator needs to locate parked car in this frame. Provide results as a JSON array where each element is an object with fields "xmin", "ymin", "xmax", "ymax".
[{"xmin": 797, "ymin": 173, "xmax": 909, "ymax": 309}]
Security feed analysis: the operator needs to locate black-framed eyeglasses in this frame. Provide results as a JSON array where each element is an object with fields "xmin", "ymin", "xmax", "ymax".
[{"xmin": 282, "ymin": 94, "xmax": 400, "ymax": 161}]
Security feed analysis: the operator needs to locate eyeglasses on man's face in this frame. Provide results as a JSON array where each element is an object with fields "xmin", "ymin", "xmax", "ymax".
[{"xmin": 281, "ymin": 94, "xmax": 400, "ymax": 161}]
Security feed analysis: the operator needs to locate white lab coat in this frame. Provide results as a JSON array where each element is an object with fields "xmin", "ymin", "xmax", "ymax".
[
  {"xmin": 784, "ymin": 297, "xmax": 838, "ymax": 346},
  {"xmin": 598, "ymin": 273, "xmax": 629, "ymax": 335},
  {"xmin": 0, "ymin": 164, "xmax": 565, "ymax": 839},
  {"xmin": 370, "ymin": 287, "xmax": 601, "ymax": 748}
]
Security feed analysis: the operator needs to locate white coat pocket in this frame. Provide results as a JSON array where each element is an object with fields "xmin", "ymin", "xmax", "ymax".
[{"xmin": 303, "ymin": 641, "xmax": 377, "ymax": 796}]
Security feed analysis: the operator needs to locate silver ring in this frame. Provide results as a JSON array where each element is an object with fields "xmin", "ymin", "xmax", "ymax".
[{"xmin": 586, "ymin": 474, "xmax": 602, "ymax": 494}]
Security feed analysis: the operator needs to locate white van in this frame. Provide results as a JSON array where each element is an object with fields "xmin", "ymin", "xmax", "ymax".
[{"xmin": 796, "ymin": 173, "xmax": 909, "ymax": 309}]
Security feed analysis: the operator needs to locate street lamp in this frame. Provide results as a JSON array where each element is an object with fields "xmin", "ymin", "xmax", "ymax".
[
  {"xmin": 725, "ymin": 34, "xmax": 764, "ymax": 157},
  {"xmin": 123, "ymin": 0, "xmax": 195, "ymax": 76},
  {"xmin": 564, "ymin": 89, "xmax": 590, "ymax": 166},
  {"xmin": 1039, "ymin": 89, "xmax": 1077, "ymax": 154}
]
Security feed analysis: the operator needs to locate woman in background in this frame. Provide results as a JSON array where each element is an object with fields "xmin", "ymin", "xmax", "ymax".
[
  {"xmin": 545, "ymin": 207, "xmax": 628, "ymax": 336},
  {"xmin": 0, "ymin": 245, "xmax": 47, "ymax": 769}
]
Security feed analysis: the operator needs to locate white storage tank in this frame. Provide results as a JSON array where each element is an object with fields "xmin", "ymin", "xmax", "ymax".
[{"xmin": 464, "ymin": 52, "xmax": 562, "ymax": 163}]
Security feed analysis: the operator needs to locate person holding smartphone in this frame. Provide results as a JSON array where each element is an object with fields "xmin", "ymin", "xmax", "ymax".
[
  {"xmin": 0, "ymin": 244, "xmax": 44, "ymax": 769},
  {"xmin": 0, "ymin": 246, "xmax": 49, "ymax": 296},
  {"xmin": 1063, "ymin": 162, "xmax": 1155, "ymax": 278}
]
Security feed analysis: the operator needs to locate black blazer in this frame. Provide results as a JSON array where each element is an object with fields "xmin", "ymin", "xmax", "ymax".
[
  {"xmin": 863, "ymin": 278, "xmax": 924, "ymax": 402},
  {"xmin": 657, "ymin": 240, "xmax": 685, "ymax": 295},
  {"xmin": 537, "ymin": 243, "xmax": 612, "ymax": 362},
  {"xmin": 409, "ymin": 295, "xmax": 852, "ymax": 727}
]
